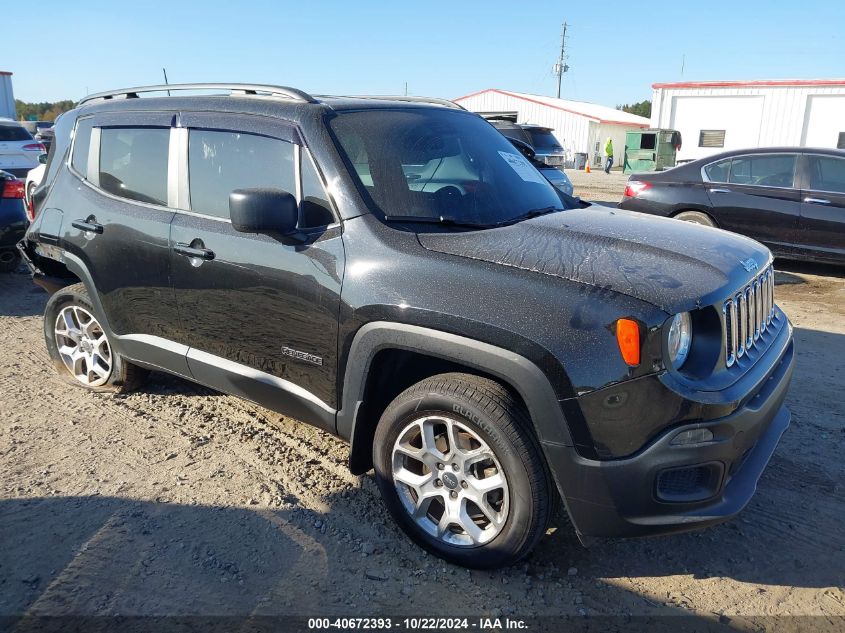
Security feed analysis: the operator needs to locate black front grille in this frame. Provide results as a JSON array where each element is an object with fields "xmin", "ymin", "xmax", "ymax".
[{"xmin": 656, "ymin": 463, "xmax": 723, "ymax": 503}]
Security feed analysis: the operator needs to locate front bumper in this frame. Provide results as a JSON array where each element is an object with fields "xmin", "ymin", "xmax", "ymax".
[{"xmin": 544, "ymin": 331, "xmax": 794, "ymax": 540}]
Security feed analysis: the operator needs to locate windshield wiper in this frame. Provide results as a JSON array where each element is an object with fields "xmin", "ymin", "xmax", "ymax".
[
  {"xmin": 495, "ymin": 206, "xmax": 561, "ymax": 226},
  {"xmin": 385, "ymin": 206, "xmax": 563, "ymax": 229},
  {"xmin": 384, "ymin": 215, "xmax": 492, "ymax": 229}
]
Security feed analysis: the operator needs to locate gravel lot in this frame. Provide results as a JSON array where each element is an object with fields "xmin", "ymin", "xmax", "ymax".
[
  {"xmin": 566, "ymin": 168, "xmax": 630, "ymax": 204},
  {"xmin": 1, "ymin": 190, "xmax": 843, "ymax": 629}
]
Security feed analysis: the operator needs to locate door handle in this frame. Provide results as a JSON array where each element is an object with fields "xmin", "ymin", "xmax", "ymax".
[
  {"xmin": 72, "ymin": 219, "xmax": 104, "ymax": 234},
  {"xmin": 803, "ymin": 197, "xmax": 830, "ymax": 205},
  {"xmin": 708, "ymin": 188, "xmax": 731, "ymax": 194},
  {"xmin": 173, "ymin": 243, "xmax": 215, "ymax": 260}
]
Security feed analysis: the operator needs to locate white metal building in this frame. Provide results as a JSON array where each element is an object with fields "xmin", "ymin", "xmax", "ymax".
[
  {"xmin": 651, "ymin": 79, "xmax": 845, "ymax": 162},
  {"xmin": 0, "ymin": 71, "xmax": 15, "ymax": 120},
  {"xmin": 454, "ymin": 89, "xmax": 650, "ymax": 167}
]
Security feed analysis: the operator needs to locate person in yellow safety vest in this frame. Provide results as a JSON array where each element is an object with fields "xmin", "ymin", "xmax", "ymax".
[{"xmin": 604, "ymin": 137, "xmax": 614, "ymax": 174}]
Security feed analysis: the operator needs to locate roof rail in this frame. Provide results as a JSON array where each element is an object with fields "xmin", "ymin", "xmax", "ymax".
[
  {"xmin": 78, "ymin": 83, "xmax": 316, "ymax": 106},
  {"xmin": 329, "ymin": 95, "xmax": 465, "ymax": 110}
]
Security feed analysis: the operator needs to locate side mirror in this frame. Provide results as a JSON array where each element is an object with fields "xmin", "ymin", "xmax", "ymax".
[
  {"xmin": 38, "ymin": 153, "xmax": 48, "ymax": 165},
  {"xmin": 229, "ymin": 188, "xmax": 298, "ymax": 235}
]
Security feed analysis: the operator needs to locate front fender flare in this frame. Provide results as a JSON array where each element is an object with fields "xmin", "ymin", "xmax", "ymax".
[{"xmin": 337, "ymin": 321, "xmax": 575, "ymax": 455}]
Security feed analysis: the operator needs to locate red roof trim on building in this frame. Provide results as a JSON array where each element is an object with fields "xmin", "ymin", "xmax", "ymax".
[
  {"xmin": 0, "ymin": 71, "xmax": 12, "ymax": 76},
  {"xmin": 652, "ymin": 79, "xmax": 845, "ymax": 89},
  {"xmin": 454, "ymin": 88, "xmax": 650, "ymax": 127}
]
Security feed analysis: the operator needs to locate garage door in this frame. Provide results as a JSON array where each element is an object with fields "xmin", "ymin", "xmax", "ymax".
[
  {"xmin": 670, "ymin": 95, "xmax": 764, "ymax": 161},
  {"xmin": 801, "ymin": 95, "xmax": 845, "ymax": 149}
]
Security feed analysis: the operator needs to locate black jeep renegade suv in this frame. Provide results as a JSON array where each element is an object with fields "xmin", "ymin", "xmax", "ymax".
[{"xmin": 20, "ymin": 84, "xmax": 794, "ymax": 569}]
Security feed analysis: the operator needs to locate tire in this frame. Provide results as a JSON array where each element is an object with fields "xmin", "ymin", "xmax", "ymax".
[
  {"xmin": 373, "ymin": 372, "xmax": 554, "ymax": 569},
  {"xmin": 674, "ymin": 210, "xmax": 716, "ymax": 227},
  {"xmin": 43, "ymin": 283, "xmax": 148, "ymax": 393},
  {"xmin": 0, "ymin": 250, "xmax": 21, "ymax": 273}
]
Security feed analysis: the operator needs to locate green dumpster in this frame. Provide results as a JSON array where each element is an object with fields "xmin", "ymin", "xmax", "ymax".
[{"xmin": 623, "ymin": 129, "xmax": 681, "ymax": 173}]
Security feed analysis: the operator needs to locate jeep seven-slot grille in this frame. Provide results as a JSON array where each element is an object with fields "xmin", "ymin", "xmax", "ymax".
[{"xmin": 722, "ymin": 266, "xmax": 775, "ymax": 368}]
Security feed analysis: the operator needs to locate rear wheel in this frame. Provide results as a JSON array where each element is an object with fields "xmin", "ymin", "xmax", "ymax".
[
  {"xmin": 373, "ymin": 373, "xmax": 554, "ymax": 568},
  {"xmin": 43, "ymin": 283, "xmax": 148, "ymax": 393},
  {"xmin": 674, "ymin": 210, "xmax": 716, "ymax": 227}
]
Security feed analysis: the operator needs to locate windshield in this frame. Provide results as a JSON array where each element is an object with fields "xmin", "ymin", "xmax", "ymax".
[
  {"xmin": 329, "ymin": 109, "xmax": 567, "ymax": 226},
  {"xmin": 526, "ymin": 129, "xmax": 562, "ymax": 151}
]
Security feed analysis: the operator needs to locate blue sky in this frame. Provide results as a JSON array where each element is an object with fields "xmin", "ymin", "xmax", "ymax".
[{"xmin": 6, "ymin": 0, "xmax": 844, "ymax": 107}]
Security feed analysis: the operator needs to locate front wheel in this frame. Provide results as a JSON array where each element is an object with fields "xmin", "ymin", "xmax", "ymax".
[{"xmin": 373, "ymin": 373, "xmax": 555, "ymax": 568}]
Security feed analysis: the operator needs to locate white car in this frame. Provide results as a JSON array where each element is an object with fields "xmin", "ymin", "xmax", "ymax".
[
  {"xmin": 25, "ymin": 160, "xmax": 46, "ymax": 212},
  {"xmin": 0, "ymin": 119, "xmax": 46, "ymax": 179}
]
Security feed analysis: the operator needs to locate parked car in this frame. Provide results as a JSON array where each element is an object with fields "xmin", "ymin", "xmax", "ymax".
[
  {"xmin": 21, "ymin": 84, "xmax": 794, "ymax": 569},
  {"xmin": 25, "ymin": 154, "xmax": 47, "ymax": 213},
  {"xmin": 619, "ymin": 147, "xmax": 845, "ymax": 265},
  {"xmin": 0, "ymin": 119, "xmax": 46, "ymax": 178},
  {"xmin": 19, "ymin": 121, "xmax": 53, "ymax": 135},
  {"xmin": 35, "ymin": 125, "xmax": 55, "ymax": 152},
  {"xmin": 0, "ymin": 170, "xmax": 27, "ymax": 272},
  {"xmin": 487, "ymin": 119, "xmax": 568, "ymax": 167},
  {"xmin": 507, "ymin": 137, "xmax": 574, "ymax": 196}
]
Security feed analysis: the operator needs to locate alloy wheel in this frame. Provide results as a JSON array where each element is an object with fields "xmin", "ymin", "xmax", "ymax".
[
  {"xmin": 54, "ymin": 305, "xmax": 112, "ymax": 386},
  {"xmin": 391, "ymin": 414, "xmax": 510, "ymax": 547}
]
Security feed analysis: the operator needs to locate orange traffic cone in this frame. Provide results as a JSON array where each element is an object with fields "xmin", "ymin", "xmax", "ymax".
[{"xmin": 585, "ymin": 162, "xmax": 591, "ymax": 173}]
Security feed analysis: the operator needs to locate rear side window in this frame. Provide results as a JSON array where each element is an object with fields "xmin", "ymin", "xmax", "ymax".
[
  {"xmin": 704, "ymin": 158, "xmax": 731, "ymax": 182},
  {"xmin": 0, "ymin": 123, "xmax": 33, "ymax": 142},
  {"xmin": 808, "ymin": 155, "xmax": 845, "ymax": 193},
  {"xmin": 188, "ymin": 129, "xmax": 295, "ymax": 219},
  {"xmin": 71, "ymin": 119, "xmax": 95, "ymax": 178},
  {"xmin": 729, "ymin": 154, "xmax": 797, "ymax": 188},
  {"xmin": 99, "ymin": 127, "xmax": 170, "ymax": 205}
]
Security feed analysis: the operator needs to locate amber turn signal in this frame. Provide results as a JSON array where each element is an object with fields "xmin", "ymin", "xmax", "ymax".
[{"xmin": 616, "ymin": 318, "xmax": 641, "ymax": 366}]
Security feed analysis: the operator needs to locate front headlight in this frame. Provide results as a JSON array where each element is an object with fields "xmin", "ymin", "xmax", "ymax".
[{"xmin": 667, "ymin": 312, "xmax": 692, "ymax": 368}]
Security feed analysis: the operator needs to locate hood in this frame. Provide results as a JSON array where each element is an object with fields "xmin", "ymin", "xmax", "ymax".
[{"xmin": 417, "ymin": 205, "xmax": 771, "ymax": 314}]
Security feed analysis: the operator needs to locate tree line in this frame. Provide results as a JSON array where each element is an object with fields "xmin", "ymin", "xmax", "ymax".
[
  {"xmin": 616, "ymin": 100, "xmax": 652, "ymax": 118},
  {"xmin": 15, "ymin": 99, "xmax": 75, "ymax": 122}
]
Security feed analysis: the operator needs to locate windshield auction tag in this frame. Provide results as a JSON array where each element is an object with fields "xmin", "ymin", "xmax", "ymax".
[{"xmin": 497, "ymin": 151, "xmax": 547, "ymax": 184}]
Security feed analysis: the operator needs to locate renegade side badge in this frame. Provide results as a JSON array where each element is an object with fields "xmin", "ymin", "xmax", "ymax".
[{"xmin": 281, "ymin": 346, "xmax": 323, "ymax": 366}]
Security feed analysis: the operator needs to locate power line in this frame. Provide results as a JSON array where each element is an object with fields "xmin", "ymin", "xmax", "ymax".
[{"xmin": 553, "ymin": 22, "xmax": 570, "ymax": 99}]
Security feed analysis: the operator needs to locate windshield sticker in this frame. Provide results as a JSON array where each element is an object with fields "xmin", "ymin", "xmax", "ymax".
[{"xmin": 498, "ymin": 151, "xmax": 546, "ymax": 184}]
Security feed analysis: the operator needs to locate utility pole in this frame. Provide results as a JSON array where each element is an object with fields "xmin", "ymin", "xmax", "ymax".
[{"xmin": 554, "ymin": 22, "xmax": 569, "ymax": 99}]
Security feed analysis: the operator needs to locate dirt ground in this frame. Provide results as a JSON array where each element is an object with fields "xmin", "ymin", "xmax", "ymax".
[
  {"xmin": 1, "ymin": 212, "xmax": 843, "ymax": 629},
  {"xmin": 566, "ymin": 168, "xmax": 630, "ymax": 204}
]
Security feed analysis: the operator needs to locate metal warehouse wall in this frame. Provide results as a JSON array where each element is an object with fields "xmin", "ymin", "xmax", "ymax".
[
  {"xmin": 456, "ymin": 91, "xmax": 594, "ymax": 157},
  {"xmin": 651, "ymin": 83, "xmax": 845, "ymax": 161},
  {"xmin": 0, "ymin": 73, "xmax": 15, "ymax": 120}
]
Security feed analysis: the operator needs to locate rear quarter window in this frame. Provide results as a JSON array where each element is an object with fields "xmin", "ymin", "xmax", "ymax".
[
  {"xmin": 71, "ymin": 119, "xmax": 95, "ymax": 178},
  {"xmin": 704, "ymin": 158, "xmax": 731, "ymax": 182}
]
